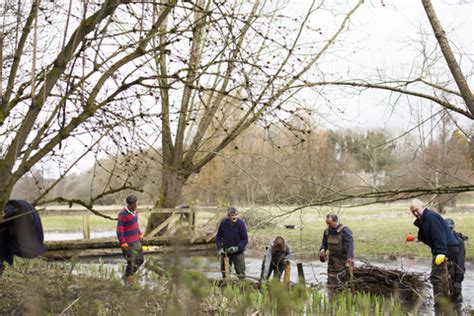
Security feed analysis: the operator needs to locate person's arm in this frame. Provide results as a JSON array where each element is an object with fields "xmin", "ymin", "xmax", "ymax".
[
  {"xmin": 429, "ymin": 217, "xmax": 448, "ymax": 255},
  {"xmin": 216, "ymin": 222, "xmax": 224, "ymax": 250},
  {"xmin": 343, "ymin": 227, "xmax": 354, "ymax": 258},
  {"xmin": 284, "ymin": 245, "xmax": 291, "ymax": 261},
  {"xmin": 237, "ymin": 221, "xmax": 249, "ymax": 251},
  {"xmin": 320, "ymin": 230, "xmax": 328, "ymax": 251},
  {"xmin": 116, "ymin": 212, "xmax": 126, "ymax": 245},
  {"xmin": 261, "ymin": 248, "xmax": 272, "ymax": 279}
]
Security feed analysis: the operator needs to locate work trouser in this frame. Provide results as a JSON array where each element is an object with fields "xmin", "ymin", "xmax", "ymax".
[
  {"xmin": 447, "ymin": 245, "xmax": 463, "ymax": 301},
  {"xmin": 430, "ymin": 259, "xmax": 450, "ymax": 307},
  {"xmin": 122, "ymin": 241, "xmax": 144, "ymax": 277},
  {"xmin": 221, "ymin": 252, "xmax": 245, "ymax": 279},
  {"xmin": 327, "ymin": 255, "xmax": 347, "ymax": 286}
]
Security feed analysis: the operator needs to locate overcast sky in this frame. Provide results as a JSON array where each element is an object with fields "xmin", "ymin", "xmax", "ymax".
[{"xmin": 300, "ymin": 0, "xmax": 473, "ymax": 131}]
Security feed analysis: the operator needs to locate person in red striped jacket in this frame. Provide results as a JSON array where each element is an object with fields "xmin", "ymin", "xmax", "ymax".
[{"xmin": 116, "ymin": 195, "xmax": 144, "ymax": 283}]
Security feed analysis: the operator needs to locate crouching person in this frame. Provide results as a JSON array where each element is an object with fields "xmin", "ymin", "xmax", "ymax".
[
  {"xmin": 261, "ymin": 236, "xmax": 291, "ymax": 281},
  {"xmin": 216, "ymin": 207, "xmax": 248, "ymax": 280},
  {"xmin": 117, "ymin": 195, "xmax": 144, "ymax": 284},
  {"xmin": 0, "ymin": 200, "xmax": 46, "ymax": 275}
]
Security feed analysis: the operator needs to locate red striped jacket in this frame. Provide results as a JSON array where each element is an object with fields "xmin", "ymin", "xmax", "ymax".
[{"xmin": 116, "ymin": 207, "xmax": 141, "ymax": 244}]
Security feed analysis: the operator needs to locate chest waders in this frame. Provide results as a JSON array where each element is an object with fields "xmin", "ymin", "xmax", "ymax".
[{"xmin": 326, "ymin": 225, "xmax": 348, "ymax": 285}]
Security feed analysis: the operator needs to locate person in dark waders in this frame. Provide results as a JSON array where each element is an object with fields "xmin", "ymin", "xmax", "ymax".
[
  {"xmin": 319, "ymin": 213, "xmax": 354, "ymax": 287},
  {"xmin": 410, "ymin": 199, "xmax": 460, "ymax": 312},
  {"xmin": 216, "ymin": 207, "xmax": 248, "ymax": 280},
  {"xmin": 444, "ymin": 218, "xmax": 467, "ymax": 303},
  {"xmin": 260, "ymin": 236, "xmax": 291, "ymax": 281}
]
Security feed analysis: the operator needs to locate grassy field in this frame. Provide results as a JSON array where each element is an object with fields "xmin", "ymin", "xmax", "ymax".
[{"xmin": 40, "ymin": 203, "xmax": 474, "ymax": 261}]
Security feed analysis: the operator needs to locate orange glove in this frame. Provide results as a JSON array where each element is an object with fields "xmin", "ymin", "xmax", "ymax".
[
  {"xmin": 406, "ymin": 233, "xmax": 414, "ymax": 242},
  {"xmin": 120, "ymin": 243, "xmax": 130, "ymax": 251}
]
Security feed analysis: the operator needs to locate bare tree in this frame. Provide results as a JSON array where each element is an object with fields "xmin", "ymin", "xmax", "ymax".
[
  {"xmin": 0, "ymin": 0, "xmax": 177, "ymax": 215},
  {"xmin": 139, "ymin": 0, "xmax": 364, "ymax": 231}
]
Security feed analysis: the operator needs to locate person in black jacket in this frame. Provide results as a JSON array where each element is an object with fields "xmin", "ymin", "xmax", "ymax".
[
  {"xmin": 410, "ymin": 199, "xmax": 460, "ymax": 307},
  {"xmin": 0, "ymin": 200, "xmax": 46, "ymax": 275},
  {"xmin": 445, "ymin": 218, "xmax": 467, "ymax": 303}
]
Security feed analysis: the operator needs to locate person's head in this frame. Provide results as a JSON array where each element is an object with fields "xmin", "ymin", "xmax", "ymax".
[
  {"xmin": 227, "ymin": 207, "xmax": 238, "ymax": 223},
  {"xmin": 272, "ymin": 236, "xmax": 286, "ymax": 252},
  {"xmin": 126, "ymin": 195, "xmax": 138, "ymax": 211},
  {"xmin": 445, "ymin": 218, "xmax": 455, "ymax": 231},
  {"xmin": 409, "ymin": 199, "xmax": 424, "ymax": 219},
  {"xmin": 325, "ymin": 214, "xmax": 338, "ymax": 228}
]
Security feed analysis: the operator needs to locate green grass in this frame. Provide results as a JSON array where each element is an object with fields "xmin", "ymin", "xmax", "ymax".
[
  {"xmin": 243, "ymin": 203, "xmax": 474, "ymax": 261},
  {"xmin": 39, "ymin": 203, "xmax": 474, "ymax": 261},
  {"xmin": 1, "ymin": 258, "xmax": 407, "ymax": 315}
]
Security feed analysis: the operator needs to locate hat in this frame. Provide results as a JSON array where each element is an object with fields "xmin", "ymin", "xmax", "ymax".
[
  {"xmin": 445, "ymin": 218, "xmax": 455, "ymax": 230},
  {"xmin": 227, "ymin": 207, "xmax": 237, "ymax": 215}
]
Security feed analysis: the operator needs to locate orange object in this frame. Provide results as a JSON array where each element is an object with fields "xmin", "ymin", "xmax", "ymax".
[{"xmin": 406, "ymin": 233, "xmax": 414, "ymax": 242}]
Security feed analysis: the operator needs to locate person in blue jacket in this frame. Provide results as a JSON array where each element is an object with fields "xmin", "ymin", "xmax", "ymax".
[
  {"xmin": 410, "ymin": 199, "xmax": 460, "ymax": 307},
  {"xmin": 216, "ymin": 207, "xmax": 248, "ymax": 279}
]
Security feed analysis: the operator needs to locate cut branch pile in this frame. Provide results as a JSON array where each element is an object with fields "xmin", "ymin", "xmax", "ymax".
[{"xmin": 335, "ymin": 263, "xmax": 428, "ymax": 304}]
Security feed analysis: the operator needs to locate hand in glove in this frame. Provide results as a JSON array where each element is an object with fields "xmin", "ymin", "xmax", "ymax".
[
  {"xmin": 434, "ymin": 254, "xmax": 446, "ymax": 265},
  {"xmin": 227, "ymin": 246, "xmax": 239, "ymax": 254},
  {"xmin": 319, "ymin": 250, "xmax": 326, "ymax": 262},
  {"xmin": 346, "ymin": 258, "xmax": 354, "ymax": 266},
  {"xmin": 217, "ymin": 248, "xmax": 226, "ymax": 258}
]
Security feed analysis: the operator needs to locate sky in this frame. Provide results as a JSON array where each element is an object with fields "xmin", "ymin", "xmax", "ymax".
[
  {"xmin": 299, "ymin": 0, "xmax": 473, "ymax": 132},
  {"xmin": 36, "ymin": 0, "xmax": 474, "ymax": 176}
]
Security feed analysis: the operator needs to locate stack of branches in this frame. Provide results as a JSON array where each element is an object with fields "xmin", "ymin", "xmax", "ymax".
[{"xmin": 334, "ymin": 262, "xmax": 428, "ymax": 304}]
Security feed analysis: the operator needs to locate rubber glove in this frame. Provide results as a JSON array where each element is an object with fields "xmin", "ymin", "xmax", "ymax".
[
  {"xmin": 227, "ymin": 246, "xmax": 239, "ymax": 254},
  {"xmin": 434, "ymin": 254, "xmax": 446, "ymax": 265}
]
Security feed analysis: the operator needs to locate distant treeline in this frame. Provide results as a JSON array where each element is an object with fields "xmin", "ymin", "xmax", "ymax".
[{"xmin": 12, "ymin": 123, "xmax": 473, "ymax": 211}]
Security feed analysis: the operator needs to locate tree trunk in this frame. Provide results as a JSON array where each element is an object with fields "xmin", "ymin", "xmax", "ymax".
[
  {"xmin": 0, "ymin": 163, "xmax": 14, "ymax": 214},
  {"xmin": 145, "ymin": 165, "xmax": 186, "ymax": 234}
]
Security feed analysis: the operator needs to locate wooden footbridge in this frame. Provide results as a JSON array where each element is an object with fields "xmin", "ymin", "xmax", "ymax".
[{"xmin": 42, "ymin": 206, "xmax": 223, "ymax": 259}]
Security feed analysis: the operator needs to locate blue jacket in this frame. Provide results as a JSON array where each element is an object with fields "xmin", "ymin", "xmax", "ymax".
[
  {"xmin": 215, "ymin": 218, "xmax": 248, "ymax": 253},
  {"xmin": 415, "ymin": 208, "xmax": 459, "ymax": 256}
]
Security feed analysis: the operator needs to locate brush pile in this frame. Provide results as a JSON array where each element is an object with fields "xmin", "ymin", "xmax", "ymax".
[{"xmin": 334, "ymin": 262, "xmax": 428, "ymax": 304}]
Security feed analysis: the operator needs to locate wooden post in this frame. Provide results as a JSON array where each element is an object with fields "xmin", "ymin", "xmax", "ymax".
[
  {"xmin": 82, "ymin": 215, "xmax": 90, "ymax": 240},
  {"xmin": 224, "ymin": 256, "xmax": 231, "ymax": 281},
  {"xmin": 284, "ymin": 262, "xmax": 291, "ymax": 288},
  {"xmin": 297, "ymin": 262, "xmax": 305, "ymax": 284},
  {"xmin": 346, "ymin": 264, "xmax": 355, "ymax": 292}
]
